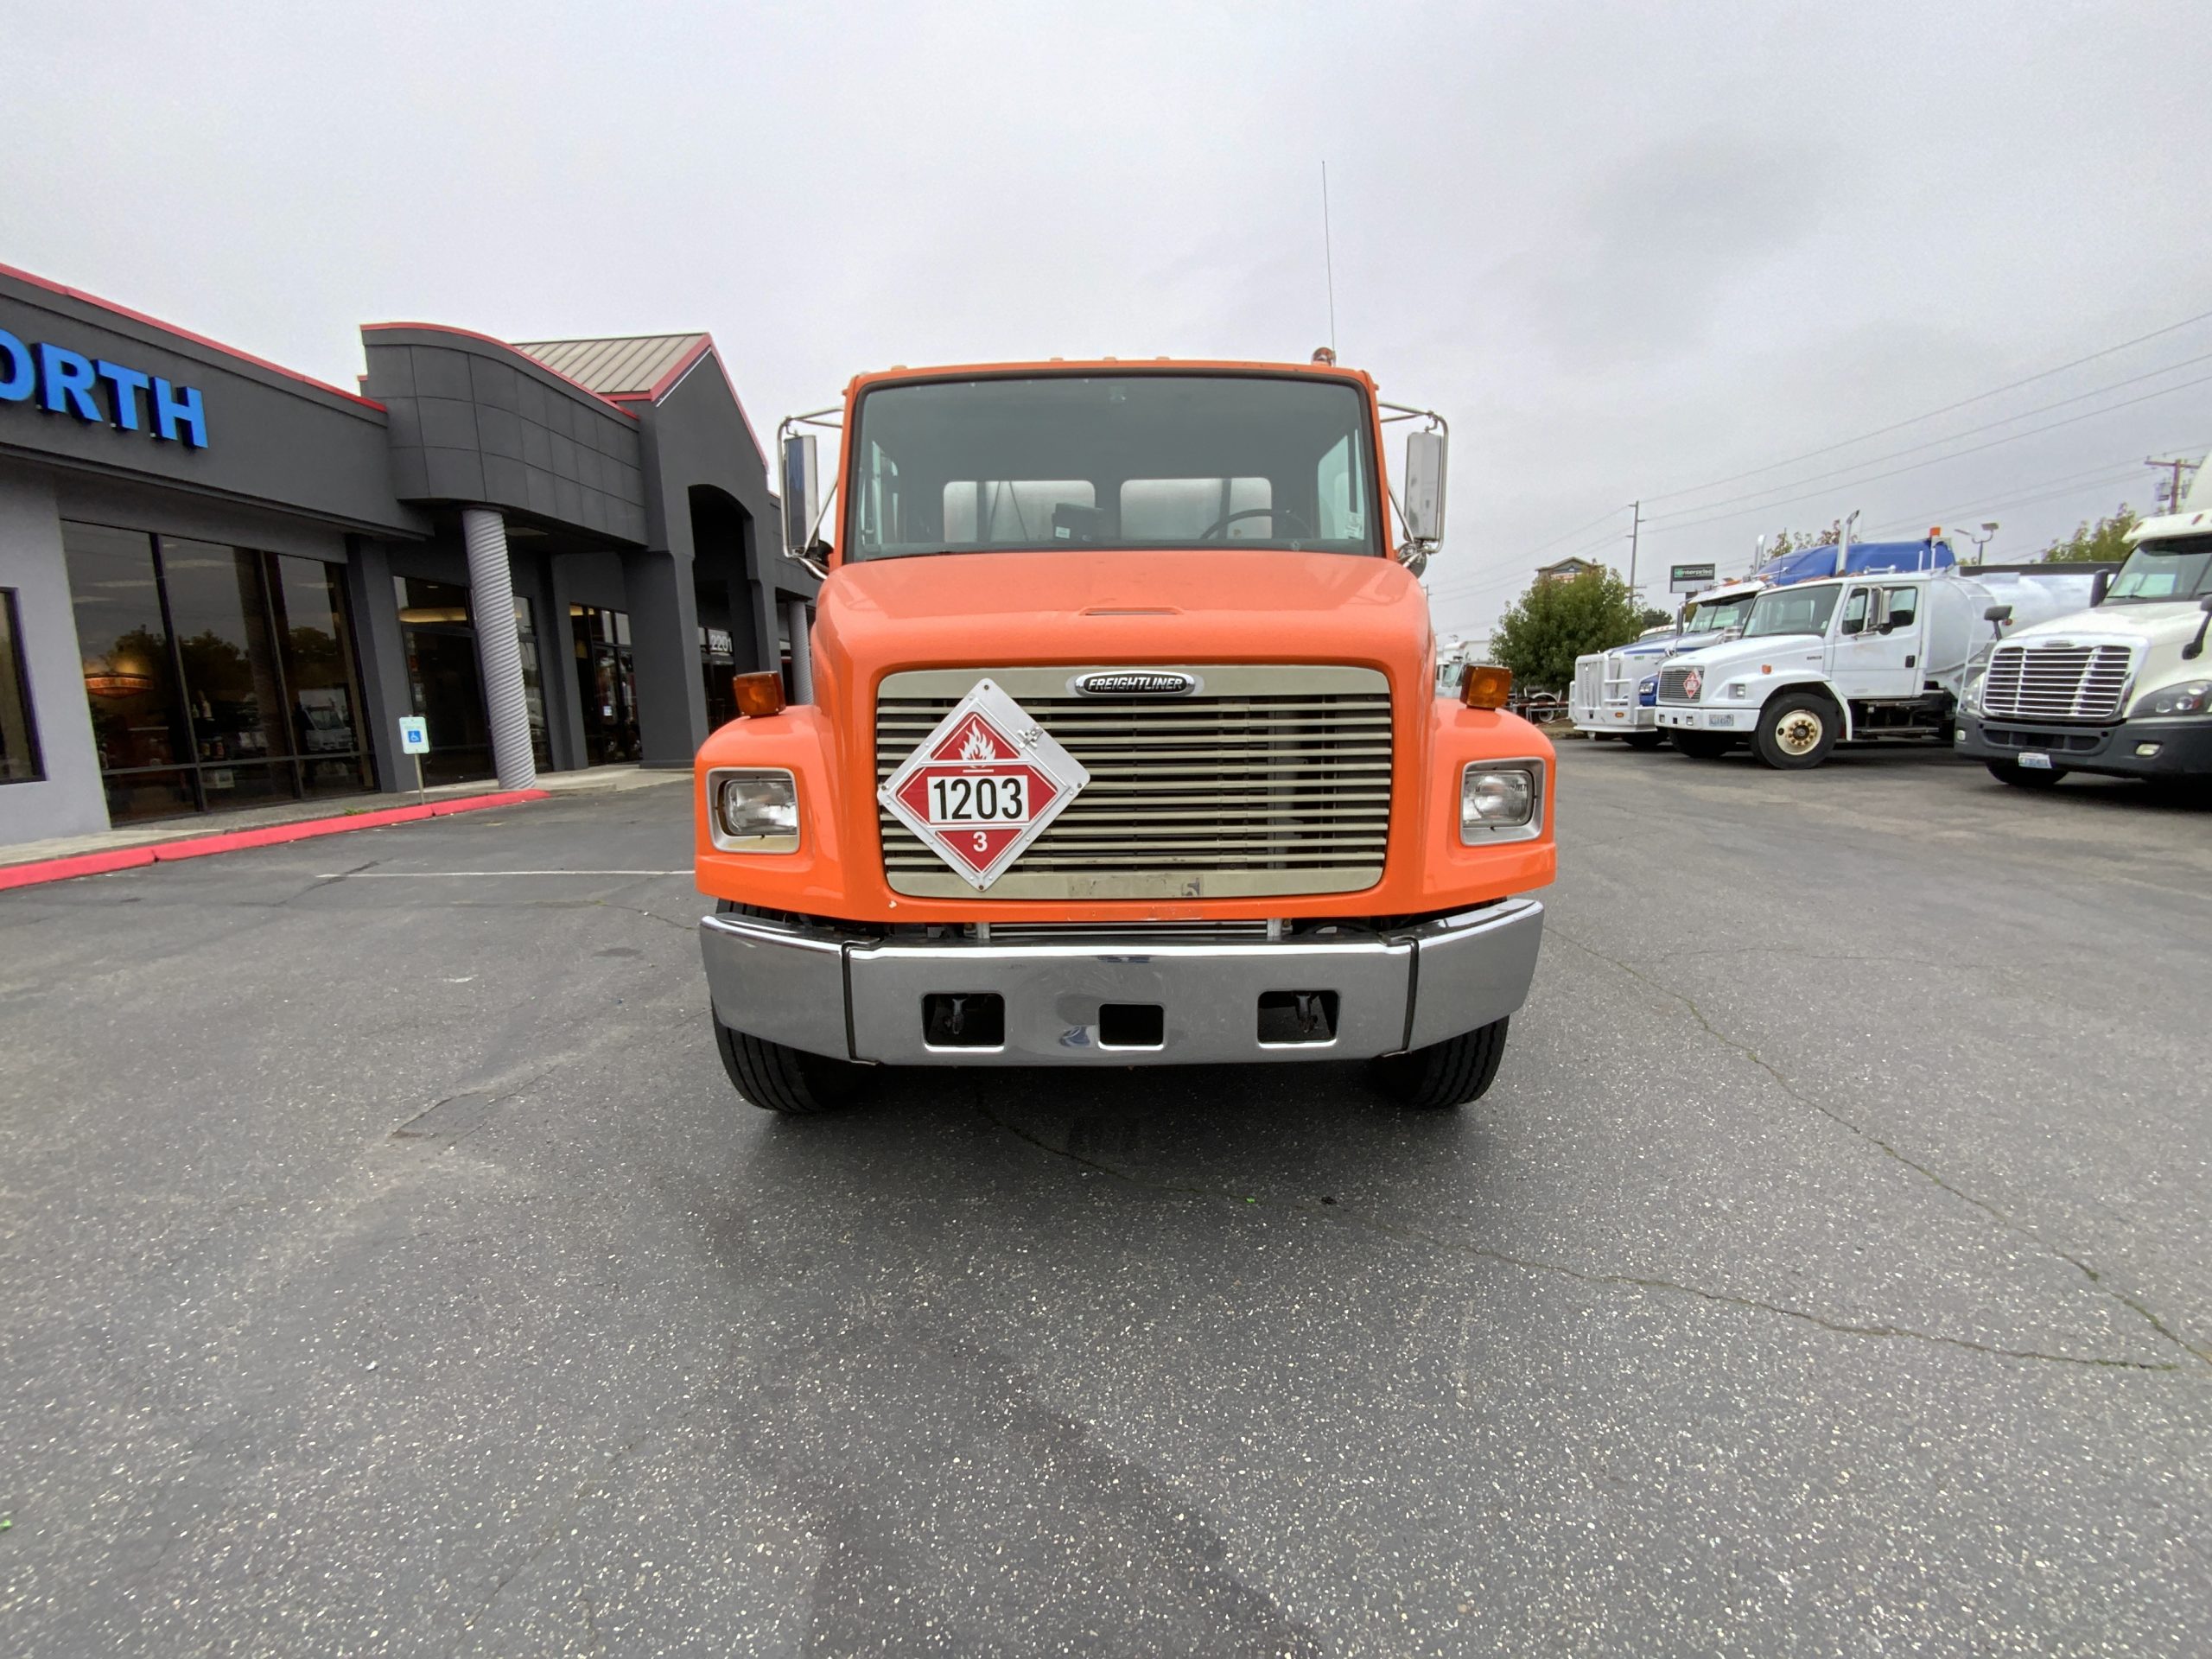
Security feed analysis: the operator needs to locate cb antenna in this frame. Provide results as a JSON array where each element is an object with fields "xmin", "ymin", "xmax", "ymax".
[{"xmin": 1321, "ymin": 160, "xmax": 1338, "ymax": 359}]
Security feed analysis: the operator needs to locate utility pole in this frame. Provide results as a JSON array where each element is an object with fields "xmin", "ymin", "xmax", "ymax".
[
  {"xmin": 1626, "ymin": 500, "xmax": 1641, "ymax": 601},
  {"xmin": 2147, "ymin": 455, "xmax": 2198, "ymax": 517}
]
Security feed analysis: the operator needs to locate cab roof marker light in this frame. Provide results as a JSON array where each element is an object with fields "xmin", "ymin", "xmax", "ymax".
[{"xmin": 733, "ymin": 671, "xmax": 786, "ymax": 717}]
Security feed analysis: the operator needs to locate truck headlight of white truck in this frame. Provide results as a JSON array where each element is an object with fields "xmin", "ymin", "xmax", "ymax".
[{"xmin": 2133, "ymin": 680, "xmax": 2209, "ymax": 717}]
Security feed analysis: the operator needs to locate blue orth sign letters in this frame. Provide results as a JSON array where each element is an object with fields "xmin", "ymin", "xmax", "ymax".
[{"xmin": 0, "ymin": 330, "xmax": 207, "ymax": 448}]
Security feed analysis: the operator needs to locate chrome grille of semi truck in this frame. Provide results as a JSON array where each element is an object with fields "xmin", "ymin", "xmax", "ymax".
[
  {"xmin": 1980, "ymin": 643, "xmax": 2134, "ymax": 721},
  {"xmin": 1658, "ymin": 665, "xmax": 1698, "ymax": 702},
  {"xmin": 874, "ymin": 664, "xmax": 1391, "ymax": 899}
]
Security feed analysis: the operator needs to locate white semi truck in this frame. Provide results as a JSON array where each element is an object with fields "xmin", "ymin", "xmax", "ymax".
[
  {"xmin": 1569, "ymin": 579, "xmax": 1764, "ymax": 748},
  {"xmin": 1958, "ymin": 467, "xmax": 2212, "ymax": 789},
  {"xmin": 1655, "ymin": 556, "xmax": 2101, "ymax": 768}
]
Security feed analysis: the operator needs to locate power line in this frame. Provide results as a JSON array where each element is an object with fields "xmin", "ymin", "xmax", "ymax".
[
  {"xmin": 1643, "ymin": 348, "xmax": 2212, "ymax": 526},
  {"xmin": 1863, "ymin": 451, "xmax": 2172, "ymax": 537},
  {"xmin": 1638, "ymin": 302, "xmax": 2212, "ymax": 505},
  {"xmin": 1640, "ymin": 370, "xmax": 2212, "ymax": 537}
]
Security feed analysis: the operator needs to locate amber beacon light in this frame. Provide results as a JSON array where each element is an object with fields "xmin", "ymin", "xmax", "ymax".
[
  {"xmin": 732, "ymin": 671, "xmax": 787, "ymax": 718},
  {"xmin": 1462, "ymin": 664, "xmax": 1512, "ymax": 710}
]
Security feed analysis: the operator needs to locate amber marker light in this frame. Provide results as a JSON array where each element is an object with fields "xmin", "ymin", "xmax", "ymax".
[
  {"xmin": 733, "ymin": 671, "xmax": 787, "ymax": 717},
  {"xmin": 1463, "ymin": 664, "xmax": 1512, "ymax": 710}
]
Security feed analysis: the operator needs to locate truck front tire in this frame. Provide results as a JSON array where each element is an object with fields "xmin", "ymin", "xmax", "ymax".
[
  {"xmin": 1753, "ymin": 692, "xmax": 1839, "ymax": 769},
  {"xmin": 1669, "ymin": 731, "xmax": 1734, "ymax": 760},
  {"xmin": 714, "ymin": 1016, "xmax": 869, "ymax": 1115},
  {"xmin": 1370, "ymin": 1017, "xmax": 1510, "ymax": 1110}
]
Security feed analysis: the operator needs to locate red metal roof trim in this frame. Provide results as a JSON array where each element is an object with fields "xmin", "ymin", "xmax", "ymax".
[
  {"xmin": 362, "ymin": 321, "xmax": 641, "ymax": 421},
  {"xmin": 0, "ymin": 260, "xmax": 387, "ymax": 411}
]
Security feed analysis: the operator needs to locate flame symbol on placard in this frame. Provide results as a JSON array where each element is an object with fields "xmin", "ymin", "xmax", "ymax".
[{"xmin": 960, "ymin": 725, "xmax": 997, "ymax": 761}]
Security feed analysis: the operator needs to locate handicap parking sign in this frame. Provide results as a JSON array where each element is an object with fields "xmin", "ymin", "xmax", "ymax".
[{"xmin": 397, "ymin": 716, "xmax": 429, "ymax": 755}]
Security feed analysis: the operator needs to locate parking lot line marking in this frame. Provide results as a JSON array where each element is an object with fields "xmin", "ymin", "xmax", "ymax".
[{"xmin": 315, "ymin": 869, "xmax": 690, "ymax": 879}]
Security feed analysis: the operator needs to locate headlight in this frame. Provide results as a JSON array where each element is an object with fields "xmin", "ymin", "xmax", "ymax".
[
  {"xmin": 1727, "ymin": 682, "xmax": 1746, "ymax": 699},
  {"xmin": 709, "ymin": 768, "xmax": 800, "ymax": 852},
  {"xmin": 1460, "ymin": 762, "xmax": 1542, "ymax": 843},
  {"xmin": 1962, "ymin": 674, "xmax": 1984, "ymax": 715},
  {"xmin": 2133, "ymin": 681, "xmax": 2209, "ymax": 718}
]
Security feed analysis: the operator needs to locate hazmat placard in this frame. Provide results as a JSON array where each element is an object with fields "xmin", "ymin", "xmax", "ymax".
[{"xmin": 878, "ymin": 679, "xmax": 1090, "ymax": 890}]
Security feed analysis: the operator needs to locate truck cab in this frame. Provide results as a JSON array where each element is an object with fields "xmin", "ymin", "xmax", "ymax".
[
  {"xmin": 692, "ymin": 359, "xmax": 1554, "ymax": 1113},
  {"xmin": 1654, "ymin": 550, "xmax": 2101, "ymax": 768},
  {"xmin": 1959, "ymin": 486, "xmax": 2212, "ymax": 788},
  {"xmin": 1570, "ymin": 579, "xmax": 1762, "ymax": 747}
]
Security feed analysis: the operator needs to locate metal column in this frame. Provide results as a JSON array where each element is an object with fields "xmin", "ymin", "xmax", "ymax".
[{"xmin": 461, "ymin": 506, "xmax": 537, "ymax": 791}]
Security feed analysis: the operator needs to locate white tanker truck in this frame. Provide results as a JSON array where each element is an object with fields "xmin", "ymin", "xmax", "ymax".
[{"xmin": 1655, "ymin": 550, "xmax": 2103, "ymax": 768}]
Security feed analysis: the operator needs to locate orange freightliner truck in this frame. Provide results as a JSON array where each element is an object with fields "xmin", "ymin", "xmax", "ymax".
[{"xmin": 693, "ymin": 356, "xmax": 1554, "ymax": 1113}]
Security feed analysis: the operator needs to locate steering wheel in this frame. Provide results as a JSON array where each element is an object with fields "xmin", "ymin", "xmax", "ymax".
[{"xmin": 1198, "ymin": 505, "xmax": 1317, "ymax": 540}]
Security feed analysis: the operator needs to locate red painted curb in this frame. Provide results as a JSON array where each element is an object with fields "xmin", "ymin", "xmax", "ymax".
[
  {"xmin": 0, "ymin": 788, "xmax": 558, "ymax": 891},
  {"xmin": 0, "ymin": 847, "xmax": 157, "ymax": 892},
  {"xmin": 152, "ymin": 804, "xmax": 436, "ymax": 861}
]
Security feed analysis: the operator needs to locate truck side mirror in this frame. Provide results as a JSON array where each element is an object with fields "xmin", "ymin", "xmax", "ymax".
[
  {"xmin": 780, "ymin": 433, "xmax": 821, "ymax": 561},
  {"xmin": 1402, "ymin": 429, "xmax": 1446, "ymax": 550},
  {"xmin": 1982, "ymin": 604, "xmax": 2012, "ymax": 624},
  {"xmin": 1887, "ymin": 606, "xmax": 1915, "ymax": 631},
  {"xmin": 2185, "ymin": 593, "xmax": 2212, "ymax": 661},
  {"xmin": 2090, "ymin": 569, "xmax": 2113, "ymax": 607}
]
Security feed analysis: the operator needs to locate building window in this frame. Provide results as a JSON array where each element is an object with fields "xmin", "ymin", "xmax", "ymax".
[
  {"xmin": 0, "ymin": 589, "xmax": 42, "ymax": 784},
  {"xmin": 64, "ymin": 523, "xmax": 373, "ymax": 823}
]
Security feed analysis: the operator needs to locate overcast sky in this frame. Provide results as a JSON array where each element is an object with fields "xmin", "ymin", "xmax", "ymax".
[{"xmin": 9, "ymin": 2, "xmax": 2209, "ymax": 633}]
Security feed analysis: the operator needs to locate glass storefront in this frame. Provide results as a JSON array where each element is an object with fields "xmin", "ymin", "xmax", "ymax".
[
  {"xmin": 396, "ymin": 576, "xmax": 550, "ymax": 785},
  {"xmin": 63, "ymin": 523, "xmax": 373, "ymax": 823},
  {"xmin": 0, "ymin": 589, "xmax": 42, "ymax": 784},
  {"xmin": 571, "ymin": 606, "xmax": 640, "ymax": 764}
]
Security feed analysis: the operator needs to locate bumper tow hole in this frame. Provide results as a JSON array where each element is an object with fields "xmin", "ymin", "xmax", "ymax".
[
  {"xmin": 924, "ymin": 992, "xmax": 1005, "ymax": 1049},
  {"xmin": 1257, "ymin": 990, "xmax": 1339, "ymax": 1044},
  {"xmin": 1097, "ymin": 1003, "xmax": 1165, "ymax": 1049}
]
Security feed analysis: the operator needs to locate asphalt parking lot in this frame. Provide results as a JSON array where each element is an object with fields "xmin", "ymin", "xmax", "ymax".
[{"xmin": 3, "ymin": 747, "xmax": 2208, "ymax": 1657}]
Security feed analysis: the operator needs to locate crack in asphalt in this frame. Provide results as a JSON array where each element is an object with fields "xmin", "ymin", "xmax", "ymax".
[
  {"xmin": 970, "ymin": 1103, "xmax": 2182, "ymax": 1373},
  {"xmin": 1549, "ymin": 926, "xmax": 2212, "ymax": 1369}
]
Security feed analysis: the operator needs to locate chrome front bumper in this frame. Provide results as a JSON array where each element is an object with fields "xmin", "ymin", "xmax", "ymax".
[
  {"xmin": 699, "ymin": 901, "xmax": 1545, "ymax": 1066},
  {"xmin": 1655, "ymin": 702, "xmax": 1751, "ymax": 733}
]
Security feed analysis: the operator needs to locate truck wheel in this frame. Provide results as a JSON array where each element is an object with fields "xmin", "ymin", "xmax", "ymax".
[
  {"xmin": 1669, "ymin": 731, "xmax": 1734, "ymax": 760},
  {"xmin": 1370, "ymin": 1017, "xmax": 1509, "ymax": 1110},
  {"xmin": 1622, "ymin": 731, "xmax": 1664, "ymax": 752},
  {"xmin": 1986, "ymin": 760, "xmax": 2066, "ymax": 790},
  {"xmin": 1753, "ymin": 693, "xmax": 1838, "ymax": 769},
  {"xmin": 713, "ymin": 1015, "xmax": 868, "ymax": 1115}
]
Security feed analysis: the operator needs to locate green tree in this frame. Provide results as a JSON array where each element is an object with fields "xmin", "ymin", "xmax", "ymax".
[
  {"xmin": 2039, "ymin": 505, "xmax": 2139, "ymax": 563},
  {"xmin": 1637, "ymin": 607, "xmax": 1672, "ymax": 630},
  {"xmin": 1489, "ymin": 568, "xmax": 1644, "ymax": 692},
  {"xmin": 1760, "ymin": 522, "xmax": 1842, "ymax": 563}
]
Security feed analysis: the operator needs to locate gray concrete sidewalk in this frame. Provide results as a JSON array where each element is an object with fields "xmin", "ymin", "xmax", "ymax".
[{"xmin": 0, "ymin": 763, "xmax": 688, "ymax": 870}]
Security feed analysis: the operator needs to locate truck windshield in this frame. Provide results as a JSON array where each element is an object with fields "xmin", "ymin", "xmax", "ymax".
[
  {"xmin": 1682, "ymin": 595, "xmax": 1752, "ymax": 634},
  {"xmin": 2106, "ymin": 538, "xmax": 2212, "ymax": 604},
  {"xmin": 844, "ymin": 373, "xmax": 1381, "ymax": 559},
  {"xmin": 1741, "ymin": 584, "xmax": 1842, "ymax": 639}
]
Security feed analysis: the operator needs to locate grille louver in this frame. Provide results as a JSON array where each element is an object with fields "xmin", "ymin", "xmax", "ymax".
[
  {"xmin": 1981, "ymin": 643, "xmax": 2134, "ymax": 721},
  {"xmin": 874, "ymin": 664, "xmax": 1391, "ymax": 899}
]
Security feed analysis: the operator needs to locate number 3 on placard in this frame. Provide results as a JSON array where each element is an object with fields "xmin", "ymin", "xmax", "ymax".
[{"xmin": 972, "ymin": 831, "xmax": 988, "ymax": 853}]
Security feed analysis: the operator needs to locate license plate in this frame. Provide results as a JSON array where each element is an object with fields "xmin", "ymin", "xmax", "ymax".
[{"xmin": 2018, "ymin": 752, "xmax": 2053, "ymax": 770}]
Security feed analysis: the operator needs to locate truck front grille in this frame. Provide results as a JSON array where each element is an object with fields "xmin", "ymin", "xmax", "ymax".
[
  {"xmin": 874, "ymin": 664, "xmax": 1391, "ymax": 899},
  {"xmin": 1658, "ymin": 666, "xmax": 1698, "ymax": 702},
  {"xmin": 1980, "ymin": 643, "xmax": 2133, "ymax": 721}
]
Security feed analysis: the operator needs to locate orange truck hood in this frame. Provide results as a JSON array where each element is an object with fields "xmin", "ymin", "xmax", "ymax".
[{"xmin": 812, "ymin": 549, "xmax": 1432, "ymax": 684}]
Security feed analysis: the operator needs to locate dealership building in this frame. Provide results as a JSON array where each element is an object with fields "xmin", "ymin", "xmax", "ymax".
[{"xmin": 0, "ymin": 261, "xmax": 814, "ymax": 849}]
